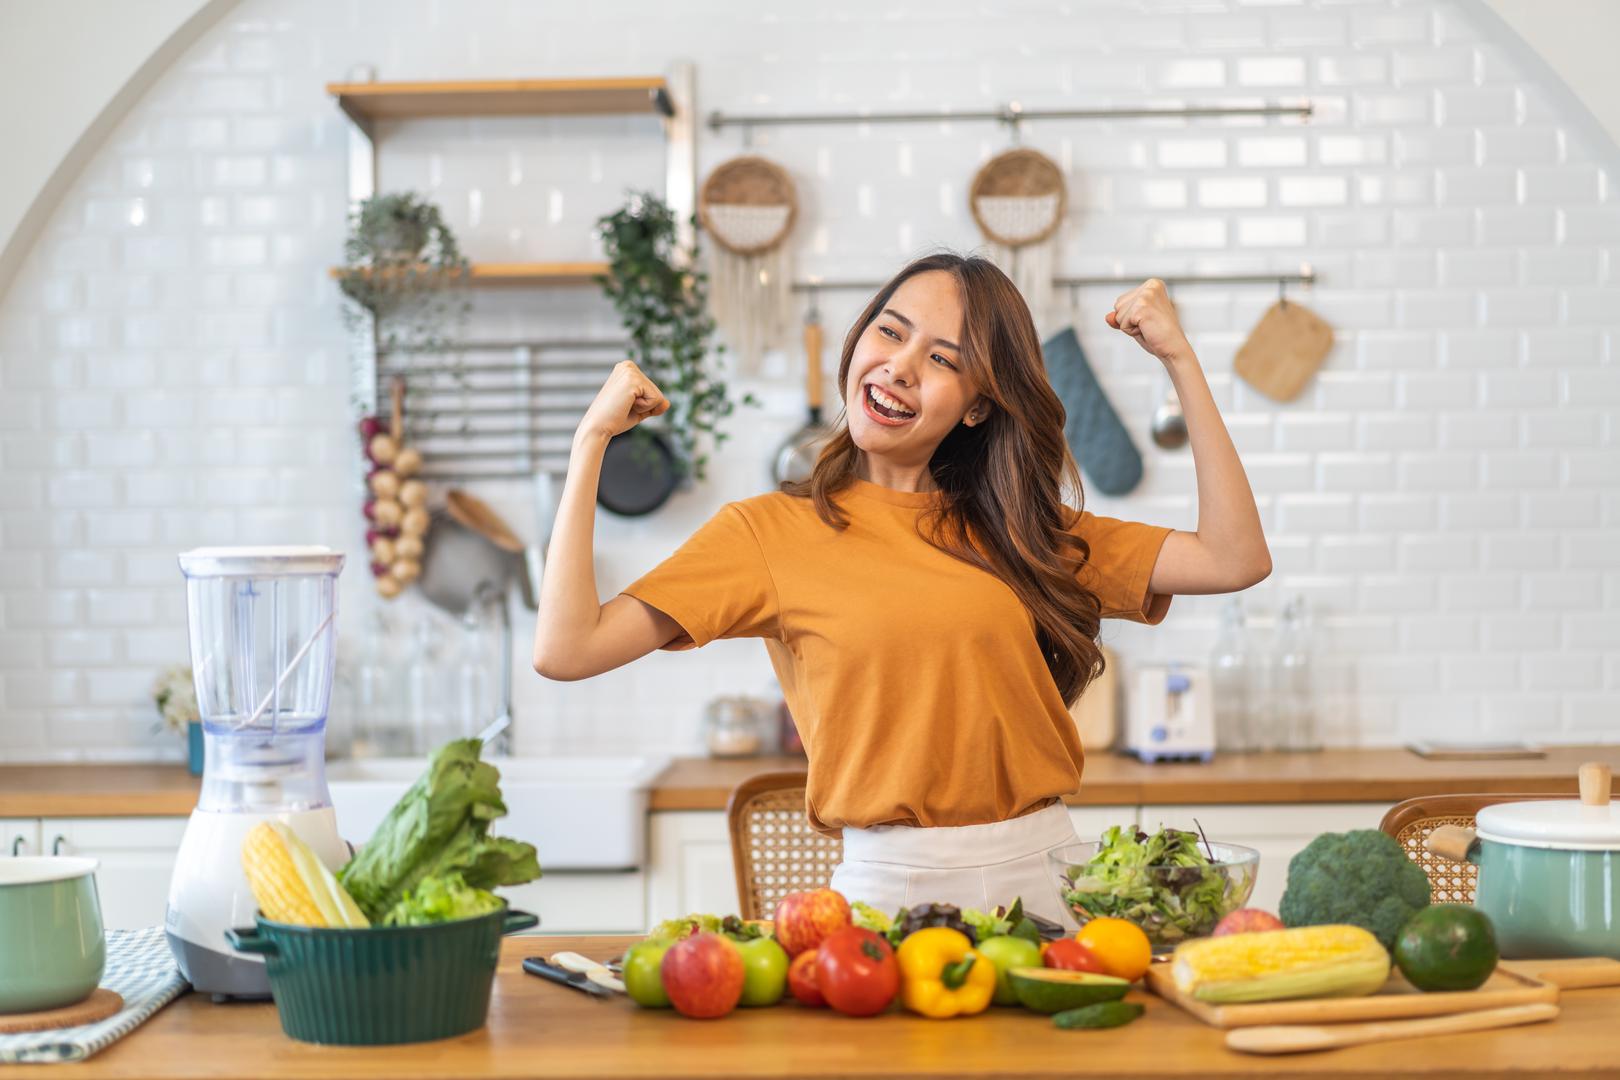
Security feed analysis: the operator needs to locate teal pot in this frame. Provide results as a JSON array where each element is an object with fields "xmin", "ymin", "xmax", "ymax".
[
  {"xmin": 225, "ymin": 906, "xmax": 538, "ymax": 1046},
  {"xmin": 0, "ymin": 857, "xmax": 105, "ymax": 1013},
  {"xmin": 1427, "ymin": 762, "xmax": 1618, "ymax": 960}
]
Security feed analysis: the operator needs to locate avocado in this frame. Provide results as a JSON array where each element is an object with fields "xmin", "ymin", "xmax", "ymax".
[
  {"xmin": 1008, "ymin": 967, "xmax": 1130, "ymax": 1014},
  {"xmin": 1393, "ymin": 904, "xmax": 1498, "ymax": 992}
]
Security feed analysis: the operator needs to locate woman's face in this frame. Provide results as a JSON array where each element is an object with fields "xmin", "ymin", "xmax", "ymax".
[{"xmin": 844, "ymin": 270, "xmax": 990, "ymax": 463}]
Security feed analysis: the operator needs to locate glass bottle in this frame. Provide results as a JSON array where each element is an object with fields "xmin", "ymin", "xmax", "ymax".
[
  {"xmin": 406, "ymin": 614, "xmax": 448, "ymax": 754},
  {"xmin": 1275, "ymin": 594, "xmax": 1319, "ymax": 751},
  {"xmin": 453, "ymin": 605, "xmax": 492, "ymax": 740},
  {"xmin": 1209, "ymin": 597, "xmax": 1253, "ymax": 752}
]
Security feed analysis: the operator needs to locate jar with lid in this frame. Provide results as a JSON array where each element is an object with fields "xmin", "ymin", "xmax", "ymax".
[{"xmin": 704, "ymin": 695, "xmax": 768, "ymax": 758}]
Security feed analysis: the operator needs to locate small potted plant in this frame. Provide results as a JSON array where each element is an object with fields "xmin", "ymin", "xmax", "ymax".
[
  {"xmin": 153, "ymin": 665, "xmax": 202, "ymax": 775},
  {"xmin": 336, "ymin": 192, "xmax": 470, "ymax": 353},
  {"xmin": 595, "ymin": 191, "xmax": 756, "ymax": 482}
]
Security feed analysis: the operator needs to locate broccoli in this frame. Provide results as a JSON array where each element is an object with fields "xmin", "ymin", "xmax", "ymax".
[{"xmin": 1278, "ymin": 829, "xmax": 1431, "ymax": 950}]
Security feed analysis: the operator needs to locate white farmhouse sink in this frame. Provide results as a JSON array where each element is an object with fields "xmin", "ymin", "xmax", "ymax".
[{"xmin": 325, "ymin": 756, "xmax": 670, "ymax": 871}]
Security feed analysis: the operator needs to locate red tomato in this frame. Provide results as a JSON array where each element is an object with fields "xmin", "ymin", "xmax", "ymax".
[
  {"xmin": 1043, "ymin": 937, "xmax": 1107, "ymax": 974},
  {"xmin": 814, "ymin": 927, "xmax": 898, "ymax": 1017},
  {"xmin": 787, "ymin": 947, "xmax": 825, "ymax": 1007}
]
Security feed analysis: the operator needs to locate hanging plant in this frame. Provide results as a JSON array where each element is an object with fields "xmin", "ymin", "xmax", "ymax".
[
  {"xmin": 335, "ymin": 192, "xmax": 471, "ymax": 354},
  {"xmin": 595, "ymin": 191, "xmax": 757, "ymax": 481}
]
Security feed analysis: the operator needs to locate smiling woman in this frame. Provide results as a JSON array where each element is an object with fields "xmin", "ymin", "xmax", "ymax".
[{"xmin": 533, "ymin": 251, "xmax": 1271, "ymax": 926}]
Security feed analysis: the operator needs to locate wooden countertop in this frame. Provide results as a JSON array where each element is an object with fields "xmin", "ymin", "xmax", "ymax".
[
  {"xmin": 39, "ymin": 935, "xmax": 1620, "ymax": 1079},
  {"xmin": 1, "ymin": 747, "xmax": 1614, "ymax": 818}
]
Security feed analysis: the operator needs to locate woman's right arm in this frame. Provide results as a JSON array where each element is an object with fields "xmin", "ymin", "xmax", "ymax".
[{"xmin": 531, "ymin": 362, "xmax": 684, "ymax": 681}]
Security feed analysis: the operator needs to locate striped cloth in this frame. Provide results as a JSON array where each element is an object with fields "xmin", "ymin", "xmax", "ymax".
[{"xmin": 0, "ymin": 927, "xmax": 189, "ymax": 1064}]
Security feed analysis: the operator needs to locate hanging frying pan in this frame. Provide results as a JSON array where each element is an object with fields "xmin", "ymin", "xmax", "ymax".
[
  {"xmin": 772, "ymin": 297, "xmax": 834, "ymax": 485},
  {"xmin": 597, "ymin": 427, "xmax": 680, "ymax": 517}
]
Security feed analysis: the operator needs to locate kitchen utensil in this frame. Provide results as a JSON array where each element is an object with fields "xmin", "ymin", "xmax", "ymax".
[
  {"xmin": 550, "ymin": 951, "xmax": 627, "ymax": 993},
  {"xmin": 1068, "ymin": 644, "xmax": 1118, "ymax": 751},
  {"xmin": 1123, "ymin": 663, "xmax": 1216, "ymax": 763},
  {"xmin": 1503, "ymin": 956, "xmax": 1620, "ymax": 990},
  {"xmin": 167, "ymin": 548, "xmax": 350, "ymax": 1001},
  {"xmin": 225, "ymin": 906, "xmax": 538, "ymax": 1045},
  {"xmin": 0, "ymin": 989, "xmax": 122, "ymax": 1034},
  {"xmin": 418, "ymin": 505, "xmax": 513, "ymax": 617},
  {"xmin": 1043, "ymin": 326, "xmax": 1145, "ymax": 494},
  {"xmin": 1149, "ymin": 382, "xmax": 1188, "ymax": 450},
  {"xmin": 1233, "ymin": 294, "xmax": 1335, "ymax": 403},
  {"xmin": 520, "ymin": 472, "xmax": 558, "ymax": 611},
  {"xmin": 1225, "ymin": 1002, "xmax": 1559, "ymax": 1056},
  {"xmin": 521, "ymin": 957, "xmax": 613, "ymax": 999},
  {"xmin": 598, "ymin": 428, "xmax": 680, "ymax": 516},
  {"xmin": 1048, "ymin": 840, "xmax": 1258, "ymax": 955},
  {"xmin": 772, "ymin": 299, "xmax": 833, "ymax": 485},
  {"xmin": 446, "ymin": 488, "xmax": 538, "ymax": 610},
  {"xmin": 1425, "ymin": 761, "xmax": 1619, "ymax": 959},
  {"xmin": 1407, "ymin": 740, "xmax": 1546, "ymax": 760},
  {"xmin": 0, "ymin": 857, "xmax": 105, "ymax": 1013},
  {"xmin": 1146, "ymin": 961, "xmax": 1556, "ymax": 1029}
]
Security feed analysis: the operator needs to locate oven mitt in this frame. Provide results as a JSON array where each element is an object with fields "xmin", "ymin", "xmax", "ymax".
[{"xmin": 1042, "ymin": 326, "xmax": 1143, "ymax": 496}]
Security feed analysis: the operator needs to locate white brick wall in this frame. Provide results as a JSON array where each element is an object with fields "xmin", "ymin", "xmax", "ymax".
[{"xmin": 0, "ymin": 0, "xmax": 1615, "ymax": 761}]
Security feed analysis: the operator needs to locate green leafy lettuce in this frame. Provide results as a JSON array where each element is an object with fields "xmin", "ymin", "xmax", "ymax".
[
  {"xmin": 1059, "ymin": 825, "xmax": 1240, "ymax": 945},
  {"xmin": 338, "ymin": 738, "xmax": 540, "ymax": 923},
  {"xmin": 382, "ymin": 872, "xmax": 505, "ymax": 926}
]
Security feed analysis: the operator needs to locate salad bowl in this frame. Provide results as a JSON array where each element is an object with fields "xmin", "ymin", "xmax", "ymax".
[{"xmin": 1049, "ymin": 827, "xmax": 1259, "ymax": 955}]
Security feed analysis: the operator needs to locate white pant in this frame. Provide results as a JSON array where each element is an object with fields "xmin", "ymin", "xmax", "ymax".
[{"xmin": 829, "ymin": 802, "xmax": 1080, "ymax": 930}]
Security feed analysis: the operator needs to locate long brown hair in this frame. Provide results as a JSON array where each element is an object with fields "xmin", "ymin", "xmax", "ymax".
[{"xmin": 782, "ymin": 252, "xmax": 1105, "ymax": 706}]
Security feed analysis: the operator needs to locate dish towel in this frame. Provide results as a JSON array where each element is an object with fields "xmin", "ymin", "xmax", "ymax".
[
  {"xmin": 1042, "ymin": 326, "xmax": 1143, "ymax": 496},
  {"xmin": 0, "ymin": 927, "xmax": 189, "ymax": 1064}
]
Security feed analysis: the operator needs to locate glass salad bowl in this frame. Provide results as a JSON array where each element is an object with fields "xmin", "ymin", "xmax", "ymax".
[{"xmin": 1048, "ymin": 827, "xmax": 1260, "ymax": 955}]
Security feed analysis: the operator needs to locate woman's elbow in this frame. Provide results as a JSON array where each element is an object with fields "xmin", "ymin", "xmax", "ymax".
[
  {"xmin": 532, "ymin": 643, "xmax": 580, "ymax": 682},
  {"xmin": 1241, "ymin": 547, "xmax": 1273, "ymax": 590}
]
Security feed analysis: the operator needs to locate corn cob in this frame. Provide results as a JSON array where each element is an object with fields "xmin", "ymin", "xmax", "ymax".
[
  {"xmin": 240, "ymin": 821, "xmax": 369, "ymax": 928},
  {"xmin": 1171, "ymin": 924, "xmax": 1389, "ymax": 1004}
]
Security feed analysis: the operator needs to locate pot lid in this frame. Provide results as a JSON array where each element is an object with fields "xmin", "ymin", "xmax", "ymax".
[
  {"xmin": 178, "ymin": 546, "xmax": 345, "ymax": 578},
  {"xmin": 1475, "ymin": 762, "xmax": 1619, "ymax": 851}
]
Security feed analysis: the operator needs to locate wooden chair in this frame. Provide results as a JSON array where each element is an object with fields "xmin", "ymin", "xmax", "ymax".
[
  {"xmin": 1378, "ymin": 793, "xmax": 1564, "ymax": 904},
  {"xmin": 726, "ymin": 771, "xmax": 843, "ymax": 921}
]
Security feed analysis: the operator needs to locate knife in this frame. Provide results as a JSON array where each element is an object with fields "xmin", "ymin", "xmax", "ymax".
[{"xmin": 522, "ymin": 957, "xmax": 613, "ymax": 999}]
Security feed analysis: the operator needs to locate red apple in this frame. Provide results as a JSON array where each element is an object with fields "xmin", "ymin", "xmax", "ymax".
[
  {"xmin": 1213, "ymin": 908, "xmax": 1286, "ymax": 937},
  {"xmin": 660, "ymin": 932, "xmax": 744, "ymax": 1019},
  {"xmin": 773, "ymin": 888, "xmax": 852, "ymax": 957},
  {"xmin": 787, "ymin": 948, "xmax": 824, "ymax": 1007}
]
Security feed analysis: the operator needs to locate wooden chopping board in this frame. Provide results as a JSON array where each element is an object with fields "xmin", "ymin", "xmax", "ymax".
[
  {"xmin": 1233, "ymin": 299, "xmax": 1334, "ymax": 403},
  {"xmin": 1145, "ymin": 960, "xmax": 1557, "ymax": 1029}
]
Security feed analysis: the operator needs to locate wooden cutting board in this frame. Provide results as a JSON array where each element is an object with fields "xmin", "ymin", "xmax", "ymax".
[
  {"xmin": 1233, "ymin": 299, "xmax": 1335, "ymax": 402},
  {"xmin": 1145, "ymin": 960, "xmax": 1557, "ymax": 1029}
]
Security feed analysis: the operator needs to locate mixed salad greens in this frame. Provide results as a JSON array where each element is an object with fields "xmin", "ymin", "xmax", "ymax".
[{"xmin": 1058, "ymin": 825, "xmax": 1245, "ymax": 945}]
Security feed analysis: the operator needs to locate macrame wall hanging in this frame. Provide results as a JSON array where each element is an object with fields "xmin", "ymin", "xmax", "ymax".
[
  {"xmin": 969, "ymin": 147, "xmax": 1066, "ymax": 334},
  {"xmin": 697, "ymin": 155, "xmax": 798, "ymax": 377}
]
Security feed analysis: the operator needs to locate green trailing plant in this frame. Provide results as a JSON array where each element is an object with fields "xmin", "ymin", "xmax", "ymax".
[
  {"xmin": 595, "ymin": 191, "xmax": 756, "ymax": 481},
  {"xmin": 336, "ymin": 192, "xmax": 471, "ymax": 356}
]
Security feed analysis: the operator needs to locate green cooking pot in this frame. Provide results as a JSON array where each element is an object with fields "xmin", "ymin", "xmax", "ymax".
[
  {"xmin": 1428, "ymin": 762, "xmax": 1618, "ymax": 960},
  {"xmin": 0, "ymin": 857, "xmax": 105, "ymax": 1013}
]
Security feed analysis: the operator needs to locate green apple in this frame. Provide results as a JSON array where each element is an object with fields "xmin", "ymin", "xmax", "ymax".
[
  {"xmin": 736, "ymin": 936, "xmax": 790, "ymax": 1007},
  {"xmin": 623, "ymin": 939, "xmax": 673, "ymax": 1008},
  {"xmin": 977, "ymin": 935, "xmax": 1045, "ymax": 1006}
]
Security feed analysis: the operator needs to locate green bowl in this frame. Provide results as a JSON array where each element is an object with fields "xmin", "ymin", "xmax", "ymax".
[{"xmin": 225, "ymin": 905, "xmax": 538, "ymax": 1045}]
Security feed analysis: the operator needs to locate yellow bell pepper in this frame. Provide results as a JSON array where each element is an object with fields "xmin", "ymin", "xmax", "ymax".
[{"xmin": 896, "ymin": 927, "xmax": 997, "ymax": 1018}]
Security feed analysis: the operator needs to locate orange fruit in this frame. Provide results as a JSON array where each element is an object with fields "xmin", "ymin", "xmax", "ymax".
[{"xmin": 1074, "ymin": 917, "xmax": 1152, "ymax": 982}]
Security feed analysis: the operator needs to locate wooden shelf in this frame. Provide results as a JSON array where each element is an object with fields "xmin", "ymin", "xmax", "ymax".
[
  {"xmin": 326, "ymin": 77, "xmax": 672, "ymax": 124},
  {"xmin": 330, "ymin": 262, "xmax": 608, "ymax": 287}
]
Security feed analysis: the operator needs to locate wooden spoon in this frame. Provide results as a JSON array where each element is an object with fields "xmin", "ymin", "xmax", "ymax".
[
  {"xmin": 446, "ymin": 490, "xmax": 524, "ymax": 554},
  {"xmin": 1226, "ymin": 1003, "xmax": 1559, "ymax": 1055}
]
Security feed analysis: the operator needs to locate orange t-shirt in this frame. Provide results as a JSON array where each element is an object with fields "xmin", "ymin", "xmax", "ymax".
[{"xmin": 622, "ymin": 477, "xmax": 1174, "ymax": 833}]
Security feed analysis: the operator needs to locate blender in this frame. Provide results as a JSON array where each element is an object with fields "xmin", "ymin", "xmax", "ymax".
[{"xmin": 165, "ymin": 547, "xmax": 350, "ymax": 1000}]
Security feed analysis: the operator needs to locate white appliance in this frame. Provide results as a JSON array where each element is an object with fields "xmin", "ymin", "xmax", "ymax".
[
  {"xmin": 165, "ymin": 547, "xmax": 350, "ymax": 1001},
  {"xmin": 1123, "ymin": 663, "xmax": 1216, "ymax": 764}
]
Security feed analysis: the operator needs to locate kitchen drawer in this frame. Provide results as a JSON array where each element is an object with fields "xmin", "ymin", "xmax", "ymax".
[
  {"xmin": 2, "ymin": 818, "xmax": 40, "ymax": 857},
  {"xmin": 646, "ymin": 812, "xmax": 739, "ymax": 924},
  {"xmin": 1136, "ymin": 802, "xmax": 1394, "ymax": 914},
  {"xmin": 500, "ymin": 871, "xmax": 647, "ymax": 935},
  {"xmin": 44, "ymin": 816, "xmax": 189, "ymax": 931},
  {"xmin": 1068, "ymin": 805, "xmax": 1136, "ymax": 843}
]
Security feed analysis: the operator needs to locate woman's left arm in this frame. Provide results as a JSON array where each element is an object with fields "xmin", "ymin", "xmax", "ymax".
[{"xmin": 1108, "ymin": 278, "xmax": 1272, "ymax": 596}]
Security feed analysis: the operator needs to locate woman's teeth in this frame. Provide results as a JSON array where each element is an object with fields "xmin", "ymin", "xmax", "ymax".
[{"xmin": 867, "ymin": 384, "xmax": 916, "ymax": 421}]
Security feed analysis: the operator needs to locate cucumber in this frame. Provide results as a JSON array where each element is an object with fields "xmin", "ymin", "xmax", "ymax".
[{"xmin": 1052, "ymin": 1001, "xmax": 1145, "ymax": 1030}]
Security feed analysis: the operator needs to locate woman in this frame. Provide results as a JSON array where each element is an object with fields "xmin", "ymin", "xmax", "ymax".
[{"xmin": 534, "ymin": 252, "xmax": 1270, "ymax": 926}]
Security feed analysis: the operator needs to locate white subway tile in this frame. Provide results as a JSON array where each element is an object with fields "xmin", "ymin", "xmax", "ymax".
[
  {"xmin": 1237, "ymin": 216, "xmax": 1306, "ymax": 246},
  {"xmin": 1393, "ymin": 48, "xmax": 1473, "ymax": 86},
  {"xmin": 1563, "ymin": 613, "xmax": 1620, "ymax": 650},
  {"xmin": 1563, "ymin": 369, "xmax": 1620, "ymax": 406},
  {"xmin": 1156, "ymin": 139, "xmax": 1228, "ymax": 169},
  {"xmin": 1443, "ymin": 655, "xmax": 1521, "ymax": 693},
  {"xmin": 46, "ymin": 473, "xmax": 120, "ymax": 509},
  {"xmin": 1566, "ymin": 533, "xmax": 1620, "ymax": 568},
  {"xmin": 1349, "ymin": 9, "xmax": 1431, "ymax": 45},
  {"xmin": 1317, "ymin": 133, "xmax": 1388, "ymax": 166},
  {"xmin": 1360, "ymin": 493, "xmax": 1438, "ymax": 532},
  {"xmin": 1358, "ymin": 657, "xmax": 1439, "ymax": 695},
  {"xmin": 1400, "ymin": 614, "xmax": 1480, "ymax": 650},
  {"xmin": 47, "ymin": 631, "xmax": 118, "ymax": 666},
  {"xmin": 1525, "ymin": 492, "xmax": 1598, "ymax": 528},
  {"xmin": 1317, "ymin": 452, "xmax": 1395, "ymax": 491},
  {"xmin": 1437, "ymin": 250, "xmax": 1515, "ymax": 289},
  {"xmin": 1440, "ymin": 494, "xmax": 1519, "ymax": 531},
  {"xmin": 1438, "ymin": 573, "xmax": 1512, "ymax": 613},
  {"xmin": 1155, "ymin": 58, "xmax": 1227, "ymax": 90},
  {"xmin": 1524, "ymin": 573, "xmax": 1604, "ymax": 611},
  {"xmin": 1196, "ymin": 177, "xmax": 1267, "ymax": 209},
  {"xmin": 1354, "ymin": 93, "xmax": 1430, "ymax": 126},
  {"xmin": 1524, "ymin": 328, "xmax": 1602, "ymax": 368},
  {"xmin": 1360, "ymin": 573, "xmax": 1437, "ymax": 612},
  {"xmin": 1317, "ymin": 535, "xmax": 1394, "ymax": 573},
  {"xmin": 1277, "ymin": 493, "xmax": 1354, "ymax": 532},
  {"xmin": 84, "ymin": 668, "xmax": 154, "ymax": 707},
  {"xmin": 1522, "ymin": 655, "xmax": 1602, "ymax": 692},
  {"xmin": 1358, "ymin": 412, "xmax": 1436, "ymax": 449},
  {"xmin": 1477, "ymin": 208, "xmax": 1557, "ymax": 246},
  {"xmin": 85, "ymin": 510, "xmax": 158, "ymax": 547},
  {"xmin": 1483, "ymin": 451, "xmax": 1559, "ymax": 489},
  {"xmin": 1238, "ymin": 56, "xmax": 1305, "ymax": 87},
  {"xmin": 5, "ymin": 671, "xmax": 84, "ymax": 708},
  {"xmin": 1315, "ymin": 54, "xmax": 1388, "ymax": 87}
]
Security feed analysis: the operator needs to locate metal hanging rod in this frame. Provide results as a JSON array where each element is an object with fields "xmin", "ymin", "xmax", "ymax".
[
  {"xmin": 790, "ymin": 266, "xmax": 1316, "ymax": 293},
  {"xmin": 380, "ymin": 360, "xmax": 619, "ymax": 378},
  {"xmin": 710, "ymin": 100, "xmax": 1312, "ymax": 131},
  {"xmin": 376, "ymin": 338, "xmax": 629, "ymax": 355}
]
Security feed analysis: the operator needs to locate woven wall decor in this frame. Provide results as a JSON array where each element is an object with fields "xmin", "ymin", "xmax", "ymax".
[
  {"xmin": 698, "ymin": 155, "xmax": 798, "ymax": 376},
  {"xmin": 969, "ymin": 146, "xmax": 1066, "ymax": 333}
]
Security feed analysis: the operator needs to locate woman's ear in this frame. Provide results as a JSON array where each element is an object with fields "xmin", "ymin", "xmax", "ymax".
[{"xmin": 963, "ymin": 396, "xmax": 993, "ymax": 427}]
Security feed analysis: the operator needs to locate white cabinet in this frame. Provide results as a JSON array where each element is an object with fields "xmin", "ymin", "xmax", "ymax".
[
  {"xmin": 646, "ymin": 812, "xmax": 738, "ymax": 925},
  {"xmin": 1136, "ymin": 802, "xmax": 1394, "ymax": 915},
  {"xmin": 2, "ymin": 818, "xmax": 40, "ymax": 857},
  {"xmin": 1068, "ymin": 806, "xmax": 1136, "ymax": 843},
  {"xmin": 43, "ymin": 817, "xmax": 188, "ymax": 931},
  {"xmin": 500, "ymin": 872, "xmax": 646, "ymax": 935}
]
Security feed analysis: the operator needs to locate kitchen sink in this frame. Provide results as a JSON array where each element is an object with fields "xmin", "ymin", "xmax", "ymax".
[{"xmin": 325, "ymin": 755, "xmax": 670, "ymax": 871}]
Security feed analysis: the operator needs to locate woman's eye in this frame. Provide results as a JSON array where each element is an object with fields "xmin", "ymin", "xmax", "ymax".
[
  {"xmin": 879, "ymin": 326, "xmax": 900, "ymax": 340},
  {"xmin": 933, "ymin": 355, "xmax": 955, "ymax": 368}
]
